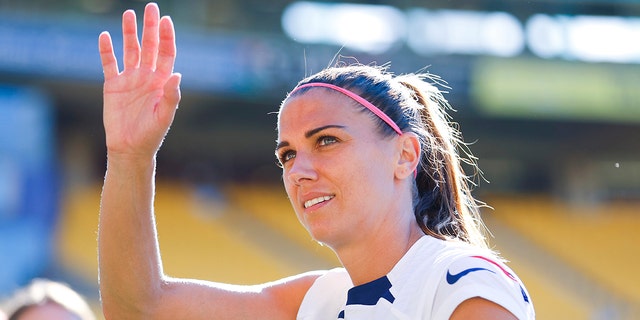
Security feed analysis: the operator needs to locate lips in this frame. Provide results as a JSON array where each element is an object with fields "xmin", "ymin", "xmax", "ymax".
[{"xmin": 303, "ymin": 195, "xmax": 335, "ymax": 209}]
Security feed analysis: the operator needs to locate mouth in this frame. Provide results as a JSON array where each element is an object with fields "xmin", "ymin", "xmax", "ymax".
[{"xmin": 304, "ymin": 195, "xmax": 335, "ymax": 209}]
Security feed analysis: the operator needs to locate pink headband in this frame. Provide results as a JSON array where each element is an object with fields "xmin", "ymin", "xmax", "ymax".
[{"xmin": 290, "ymin": 82, "xmax": 403, "ymax": 135}]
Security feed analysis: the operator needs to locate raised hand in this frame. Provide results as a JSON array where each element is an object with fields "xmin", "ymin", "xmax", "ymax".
[{"xmin": 99, "ymin": 2, "xmax": 181, "ymax": 159}]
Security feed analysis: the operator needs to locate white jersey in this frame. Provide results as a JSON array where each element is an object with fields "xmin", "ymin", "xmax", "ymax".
[{"xmin": 297, "ymin": 236, "xmax": 534, "ymax": 320}]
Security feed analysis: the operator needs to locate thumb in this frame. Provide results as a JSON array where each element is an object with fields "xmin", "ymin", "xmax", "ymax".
[{"xmin": 158, "ymin": 73, "xmax": 182, "ymax": 124}]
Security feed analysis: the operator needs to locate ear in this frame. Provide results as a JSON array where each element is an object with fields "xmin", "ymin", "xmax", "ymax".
[{"xmin": 395, "ymin": 133, "xmax": 420, "ymax": 180}]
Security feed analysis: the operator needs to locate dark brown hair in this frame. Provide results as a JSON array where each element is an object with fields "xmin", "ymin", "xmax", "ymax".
[{"xmin": 287, "ymin": 64, "xmax": 488, "ymax": 248}]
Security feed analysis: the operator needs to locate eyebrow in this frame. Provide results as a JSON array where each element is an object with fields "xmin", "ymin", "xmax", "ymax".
[{"xmin": 275, "ymin": 124, "xmax": 346, "ymax": 151}]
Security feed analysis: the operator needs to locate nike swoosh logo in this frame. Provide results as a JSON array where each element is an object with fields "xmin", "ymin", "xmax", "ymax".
[{"xmin": 446, "ymin": 267, "xmax": 494, "ymax": 285}]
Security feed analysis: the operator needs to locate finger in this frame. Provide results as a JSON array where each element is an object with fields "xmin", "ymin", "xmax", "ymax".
[
  {"xmin": 99, "ymin": 31, "xmax": 119, "ymax": 80},
  {"xmin": 140, "ymin": 3, "xmax": 160, "ymax": 69},
  {"xmin": 158, "ymin": 73, "xmax": 182, "ymax": 125},
  {"xmin": 122, "ymin": 9, "xmax": 140, "ymax": 69},
  {"xmin": 156, "ymin": 16, "xmax": 176, "ymax": 76}
]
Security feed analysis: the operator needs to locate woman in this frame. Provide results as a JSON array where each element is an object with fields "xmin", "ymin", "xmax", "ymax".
[{"xmin": 98, "ymin": 3, "xmax": 534, "ymax": 319}]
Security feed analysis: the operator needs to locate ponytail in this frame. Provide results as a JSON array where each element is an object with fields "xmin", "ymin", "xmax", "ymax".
[{"xmin": 397, "ymin": 74, "xmax": 488, "ymax": 249}]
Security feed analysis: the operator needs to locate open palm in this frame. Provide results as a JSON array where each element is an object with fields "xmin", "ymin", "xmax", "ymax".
[{"xmin": 99, "ymin": 3, "xmax": 181, "ymax": 159}]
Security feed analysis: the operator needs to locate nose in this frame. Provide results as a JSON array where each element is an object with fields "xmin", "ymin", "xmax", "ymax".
[{"xmin": 285, "ymin": 152, "xmax": 317, "ymax": 186}]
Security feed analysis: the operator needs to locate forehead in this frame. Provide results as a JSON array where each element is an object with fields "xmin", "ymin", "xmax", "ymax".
[{"xmin": 278, "ymin": 89, "xmax": 367, "ymax": 137}]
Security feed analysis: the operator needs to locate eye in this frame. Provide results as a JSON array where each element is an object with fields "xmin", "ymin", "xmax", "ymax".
[
  {"xmin": 276, "ymin": 149, "xmax": 296, "ymax": 167},
  {"xmin": 317, "ymin": 135, "xmax": 338, "ymax": 147}
]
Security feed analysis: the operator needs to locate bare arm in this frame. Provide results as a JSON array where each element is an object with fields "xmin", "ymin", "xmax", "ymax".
[
  {"xmin": 98, "ymin": 3, "xmax": 317, "ymax": 319},
  {"xmin": 450, "ymin": 298, "xmax": 518, "ymax": 320}
]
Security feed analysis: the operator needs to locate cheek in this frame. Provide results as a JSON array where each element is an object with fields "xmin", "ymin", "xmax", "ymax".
[
  {"xmin": 343, "ymin": 144, "xmax": 390, "ymax": 179},
  {"xmin": 343, "ymin": 147, "xmax": 395, "ymax": 198},
  {"xmin": 282, "ymin": 178, "xmax": 294, "ymax": 204},
  {"xmin": 282, "ymin": 178, "xmax": 303, "ymax": 215}
]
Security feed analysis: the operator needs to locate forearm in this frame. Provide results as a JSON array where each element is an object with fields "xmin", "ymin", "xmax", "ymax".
[
  {"xmin": 97, "ymin": 153, "xmax": 320, "ymax": 319},
  {"xmin": 98, "ymin": 154, "xmax": 164, "ymax": 318}
]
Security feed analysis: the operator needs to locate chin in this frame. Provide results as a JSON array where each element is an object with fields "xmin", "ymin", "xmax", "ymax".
[
  {"xmin": 306, "ymin": 225, "xmax": 334, "ymax": 245},
  {"xmin": 308, "ymin": 229, "xmax": 349, "ymax": 253}
]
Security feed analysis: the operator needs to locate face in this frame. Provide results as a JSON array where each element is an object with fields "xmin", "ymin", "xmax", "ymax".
[
  {"xmin": 15, "ymin": 302, "xmax": 80, "ymax": 320},
  {"xmin": 276, "ymin": 89, "xmax": 402, "ymax": 249}
]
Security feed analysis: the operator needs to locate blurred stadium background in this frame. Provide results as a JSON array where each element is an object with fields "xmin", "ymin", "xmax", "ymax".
[{"xmin": 1, "ymin": 0, "xmax": 639, "ymax": 319}]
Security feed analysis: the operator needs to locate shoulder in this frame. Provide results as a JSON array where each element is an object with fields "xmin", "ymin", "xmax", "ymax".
[
  {"xmin": 431, "ymin": 251, "xmax": 535, "ymax": 320},
  {"xmin": 263, "ymin": 269, "xmax": 330, "ymax": 305},
  {"xmin": 228, "ymin": 270, "xmax": 328, "ymax": 319}
]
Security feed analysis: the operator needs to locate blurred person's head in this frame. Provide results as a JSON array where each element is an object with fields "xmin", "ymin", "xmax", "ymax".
[{"xmin": 1, "ymin": 279, "xmax": 95, "ymax": 320}]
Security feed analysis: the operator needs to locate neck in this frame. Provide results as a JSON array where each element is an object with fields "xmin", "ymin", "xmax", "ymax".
[{"xmin": 334, "ymin": 218, "xmax": 424, "ymax": 286}]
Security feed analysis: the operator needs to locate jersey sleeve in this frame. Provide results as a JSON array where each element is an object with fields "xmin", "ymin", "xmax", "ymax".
[
  {"xmin": 297, "ymin": 268, "xmax": 352, "ymax": 320},
  {"xmin": 430, "ymin": 255, "xmax": 535, "ymax": 320}
]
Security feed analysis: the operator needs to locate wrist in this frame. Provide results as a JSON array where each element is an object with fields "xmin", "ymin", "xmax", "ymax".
[{"xmin": 106, "ymin": 152, "xmax": 157, "ymax": 172}]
